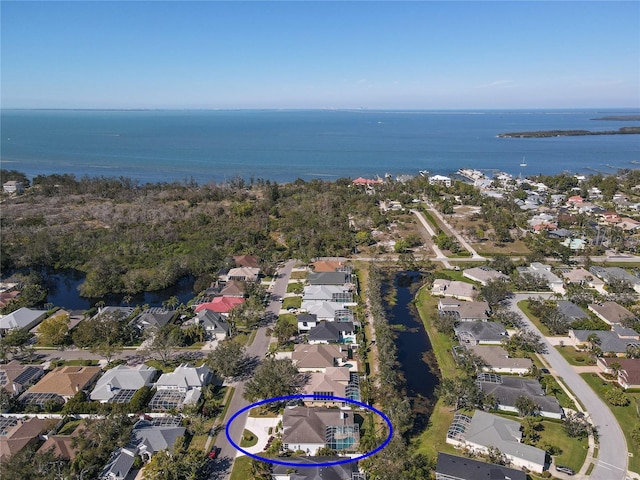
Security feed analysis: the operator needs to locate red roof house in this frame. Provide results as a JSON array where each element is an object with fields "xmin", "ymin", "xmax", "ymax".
[{"xmin": 194, "ymin": 297, "xmax": 244, "ymax": 315}]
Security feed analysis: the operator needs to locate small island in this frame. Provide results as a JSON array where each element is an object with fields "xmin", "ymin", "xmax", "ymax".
[
  {"xmin": 591, "ymin": 115, "xmax": 640, "ymax": 121},
  {"xmin": 497, "ymin": 126, "xmax": 640, "ymax": 138}
]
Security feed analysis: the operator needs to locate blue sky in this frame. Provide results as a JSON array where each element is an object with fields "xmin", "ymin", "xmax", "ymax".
[{"xmin": 1, "ymin": 1, "xmax": 638, "ymax": 109}]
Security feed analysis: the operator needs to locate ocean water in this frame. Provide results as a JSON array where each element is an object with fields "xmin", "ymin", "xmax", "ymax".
[{"xmin": 1, "ymin": 109, "xmax": 638, "ymax": 184}]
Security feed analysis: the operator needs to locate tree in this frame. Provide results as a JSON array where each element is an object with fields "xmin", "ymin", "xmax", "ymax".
[
  {"xmin": 143, "ymin": 325, "xmax": 183, "ymax": 366},
  {"xmin": 480, "ymin": 279, "xmax": 511, "ymax": 307},
  {"xmin": 503, "ymin": 328, "xmax": 546, "ymax": 355},
  {"xmin": 491, "ymin": 308, "xmax": 523, "ymax": 329},
  {"xmin": 563, "ymin": 411, "xmax": 594, "ymax": 439},
  {"xmin": 243, "ymin": 358, "xmax": 301, "ymax": 403},
  {"xmin": 435, "ymin": 376, "xmax": 483, "ymax": 411},
  {"xmin": 521, "ymin": 415, "xmax": 543, "ymax": 444},
  {"xmin": 206, "ymin": 340, "xmax": 247, "ymax": 379},
  {"xmin": 230, "ymin": 295, "xmax": 265, "ymax": 330},
  {"xmin": 0, "ymin": 329, "xmax": 34, "ymax": 361},
  {"xmin": 37, "ymin": 314, "xmax": 70, "ymax": 347},
  {"xmin": 515, "ymin": 395, "xmax": 539, "ymax": 417},
  {"xmin": 272, "ymin": 317, "xmax": 297, "ymax": 345},
  {"xmin": 604, "ymin": 385, "xmax": 630, "ymax": 406}
]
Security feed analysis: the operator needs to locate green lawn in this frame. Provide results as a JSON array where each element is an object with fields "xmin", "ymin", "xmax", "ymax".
[
  {"xmin": 58, "ymin": 419, "xmax": 82, "ymax": 435},
  {"xmin": 240, "ymin": 429, "xmax": 258, "ymax": 448},
  {"xmin": 555, "ymin": 345, "xmax": 596, "ymax": 366},
  {"xmin": 538, "ymin": 420, "xmax": 588, "ymax": 472},
  {"xmin": 289, "ymin": 270, "xmax": 307, "ymax": 280},
  {"xmin": 229, "ymin": 455, "xmax": 253, "ymax": 480},
  {"xmin": 282, "ymin": 296, "xmax": 301, "ymax": 309},
  {"xmin": 580, "ymin": 372, "xmax": 640, "ymax": 473},
  {"xmin": 286, "ymin": 281, "xmax": 304, "ymax": 294}
]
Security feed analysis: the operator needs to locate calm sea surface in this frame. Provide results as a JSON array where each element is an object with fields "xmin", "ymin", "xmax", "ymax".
[{"xmin": 1, "ymin": 109, "xmax": 638, "ymax": 184}]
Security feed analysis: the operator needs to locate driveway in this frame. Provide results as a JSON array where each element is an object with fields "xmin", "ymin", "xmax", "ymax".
[{"xmin": 507, "ymin": 293, "xmax": 628, "ymax": 480}]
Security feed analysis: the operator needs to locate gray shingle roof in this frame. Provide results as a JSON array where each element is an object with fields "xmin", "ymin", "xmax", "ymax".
[
  {"xmin": 436, "ymin": 452, "xmax": 527, "ymax": 480},
  {"xmin": 479, "ymin": 376, "xmax": 563, "ymax": 416}
]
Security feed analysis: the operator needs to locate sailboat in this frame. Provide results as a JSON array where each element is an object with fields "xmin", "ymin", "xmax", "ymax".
[{"xmin": 520, "ymin": 156, "xmax": 527, "ymax": 167}]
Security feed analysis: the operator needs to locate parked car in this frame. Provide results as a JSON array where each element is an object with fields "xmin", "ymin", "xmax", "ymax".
[
  {"xmin": 208, "ymin": 446, "xmax": 220, "ymax": 459},
  {"xmin": 556, "ymin": 465, "xmax": 575, "ymax": 475}
]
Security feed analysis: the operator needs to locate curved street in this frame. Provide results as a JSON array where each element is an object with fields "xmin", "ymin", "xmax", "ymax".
[{"xmin": 507, "ymin": 293, "xmax": 628, "ymax": 480}]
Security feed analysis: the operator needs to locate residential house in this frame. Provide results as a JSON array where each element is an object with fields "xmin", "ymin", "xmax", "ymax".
[
  {"xmin": 272, "ymin": 456, "xmax": 365, "ymax": 480},
  {"xmin": 435, "ymin": 452, "xmax": 527, "ymax": 480},
  {"xmin": 352, "ymin": 177, "xmax": 382, "ymax": 187},
  {"xmin": 100, "ymin": 417, "xmax": 185, "ymax": 480},
  {"xmin": 516, "ymin": 263, "xmax": 564, "ymax": 293},
  {"xmin": 90, "ymin": 365, "xmax": 157, "ymax": 403},
  {"xmin": 302, "ymin": 367, "xmax": 361, "ymax": 405},
  {"xmin": 597, "ymin": 358, "xmax": 640, "ymax": 389},
  {"xmin": 477, "ymin": 374, "xmax": 563, "ymax": 419},
  {"xmin": 438, "ymin": 299, "xmax": 490, "ymax": 322},
  {"xmin": 130, "ymin": 307, "xmax": 176, "ymax": 332},
  {"xmin": 0, "ymin": 417, "xmax": 50, "ymax": 462},
  {"xmin": 454, "ymin": 322, "xmax": 508, "ymax": 345},
  {"xmin": 149, "ymin": 364, "xmax": 213, "ymax": 411},
  {"xmin": 292, "ymin": 344, "xmax": 347, "ymax": 373},
  {"xmin": 556, "ymin": 300, "xmax": 589, "ymax": 323},
  {"xmin": 218, "ymin": 280, "xmax": 247, "ymax": 298},
  {"xmin": 462, "ymin": 267, "xmax": 508, "ymax": 286},
  {"xmin": 194, "ymin": 296, "xmax": 244, "ymax": 316},
  {"xmin": 589, "ymin": 266, "xmax": 640, "ymax": 294},
  {"xmin": 428, "ymin": 174, "xmax": 452, "ymax": 187},
  {"xmin": 308, "ymin": 272, "xmax": 351, "ymax": 286},
  {"xmin": 233, "ymin": 254, "xmax": 260, "ymax": 269},
  {"xmin": 282, "ymin": 406, "xmax": 359, "ymax": 454},
  {"xmin": 94, "ymin": 306, "xmax": 135, "ymax": 320},
  {"xmin": 303, "ymin": 285, "xmax": 355, "ymax": 305},
  {"xmin": 0, "ymin": 307, "xmax": 48, "ymax": 333},
  {"xmin": 2, "ymin": 181, "xmax": 24, "ymax": 194},
  {"xmin": 569, "ymin": 324, "xmax": 640, "ymax": 356},
  {"xmin": 311, "ymin": 260, "xmax": 348, "ymax": 273},
  {"xmin": 560, "ymin": 267, "xmax": 606, "ymax": 292},
  {"xmin": 297, "ymin": 313, "xmax": 320, "ymax": 333},
  {"xmin": 20, "ymin": 366, "xmax": 102, "ymax": 408},
  {"xmin": 0, "ymin": 361, "xmax": 44, "ymax": 398},
  {"xmin": 431, "ymin": 279, "xmax": 477, "ymax": 302},
  {"xmin": 37, "ymin": 424, "xmax": 84, "ymax": 461},
  {"xmin": 588, "ymin": 302, "xmax": 635, "ymax": 325},
  {"xmin": 446, "ymin": 410, "xmax": 547, "ymax": 473},
  {"xmin": 465, "ymin": 345, "xmax": 533, "ymax": 374},
  {"xmin": 301, "ymin": 300, "xmax": 355, "ymax": 323},
  {"xmin": 225, "ymin": 267, "xmax": 260, "ymax": 283},
  {"xmin": 307, "ymin": 321, "xmax": 356, "ymax": 345},
  {"xmin": 196, "ymin": 310, "xmax": 231, "ymax": 340},
  {"xmin": 0, "ymin": 290, "xmax": 20, "ymax": 309}
]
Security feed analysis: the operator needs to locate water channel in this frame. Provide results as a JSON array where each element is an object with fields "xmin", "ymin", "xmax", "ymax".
[{"xmin": 382, "ymin": 270, "xmax": 439, "ymax": 406}]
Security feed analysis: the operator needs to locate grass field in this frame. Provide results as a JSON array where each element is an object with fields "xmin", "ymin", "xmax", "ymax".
[
  {"xmin": 282, "ymin": 296, "xmax": 301, "ymax": 309},
  {"xmin": 580, "ymin": 372, "xmax": 640, "ymax": 473},
  {"xmin": 229, "ymin": 455, "xmax": 252, "ymax": 480},
  {"xmin": 555, "ymin": 345, "xmax": 596, "ymax": 366},
  {"xmin": 538, "ymin": 420, "xmax": 588, "ymax": 472}
]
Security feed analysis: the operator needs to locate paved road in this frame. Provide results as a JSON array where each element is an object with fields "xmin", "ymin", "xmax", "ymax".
[
  {"xmin": 207, "ymin": 259, "xmax": 296, "ymax": 479},
  {"xmin": 507, "ymin": 293, "xmax": 629, "ymax": 480}
]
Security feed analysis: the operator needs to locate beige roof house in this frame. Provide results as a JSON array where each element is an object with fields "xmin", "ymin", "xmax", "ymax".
[
  {"xmin": 431, "ymin": 279, "xmax": 477, "ymax": 301},
  {"xmin": 0, "ymin": 361, "xmax": 45, "ymax": 397},
  {"xmin": 26, "ymin": 365, "xmax": 102, "ymax": 400},
  {"xmin": 292, "ymin": 344, "xmax": 346, "ymax": 372},
  {"xmin": 302, "ymin": 367, "xmax": 356, "ymax": 404},
  {"xmin": 225, "ymin": 267, "xmax": 260, "ymax": 282},
  {"xmin": 462, "ymin": 267, "xmax": 508, "ymax": 286},
  {"xmin": 0, "ymin": 417, "xmax": 51, "ymax": 462},
  {"xmin": 561, "ymin": 267, "xmax": 605, "ymax": 290},
  {"xmin": 465, "ymin": 345, "xmax": 532, "ymax": 374},
  {"xmin": 588, "ymin": 302, "xmax": 635, "ymax": 325}
]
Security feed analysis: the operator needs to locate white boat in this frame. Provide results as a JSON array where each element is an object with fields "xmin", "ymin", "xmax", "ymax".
[{"xmin": 520, "ymin": 156, "xmax": 527, "ymax": 167}]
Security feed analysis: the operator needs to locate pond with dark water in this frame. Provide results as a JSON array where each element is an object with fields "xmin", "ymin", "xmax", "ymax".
[
  {"xmin": 40, "ymin": 269, "xmax": 196, "ymax": 310},
  {"xmin": 382, "ymin": 270, "xmax": 439, "ymax": 400}
]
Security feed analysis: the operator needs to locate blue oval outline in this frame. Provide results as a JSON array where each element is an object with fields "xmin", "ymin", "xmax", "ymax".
[{"xmin": 225, "ymin": 394, "xmax": 393, "ymax": 467}]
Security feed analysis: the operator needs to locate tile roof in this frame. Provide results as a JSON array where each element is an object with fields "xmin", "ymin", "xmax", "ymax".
[{"xmin": 27, "ymin": 366, "xmax": 102, "ymax": 397}]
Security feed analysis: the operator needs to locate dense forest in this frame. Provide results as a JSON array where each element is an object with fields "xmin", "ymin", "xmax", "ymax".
[{"xmin": 0, "ymin": 172, "xmax": 398, "ymax": 297}]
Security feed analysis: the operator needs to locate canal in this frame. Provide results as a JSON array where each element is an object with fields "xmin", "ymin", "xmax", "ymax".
[{"xmin": 382, "ymin": 270, "xmax": 439, "ymax": 404}]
